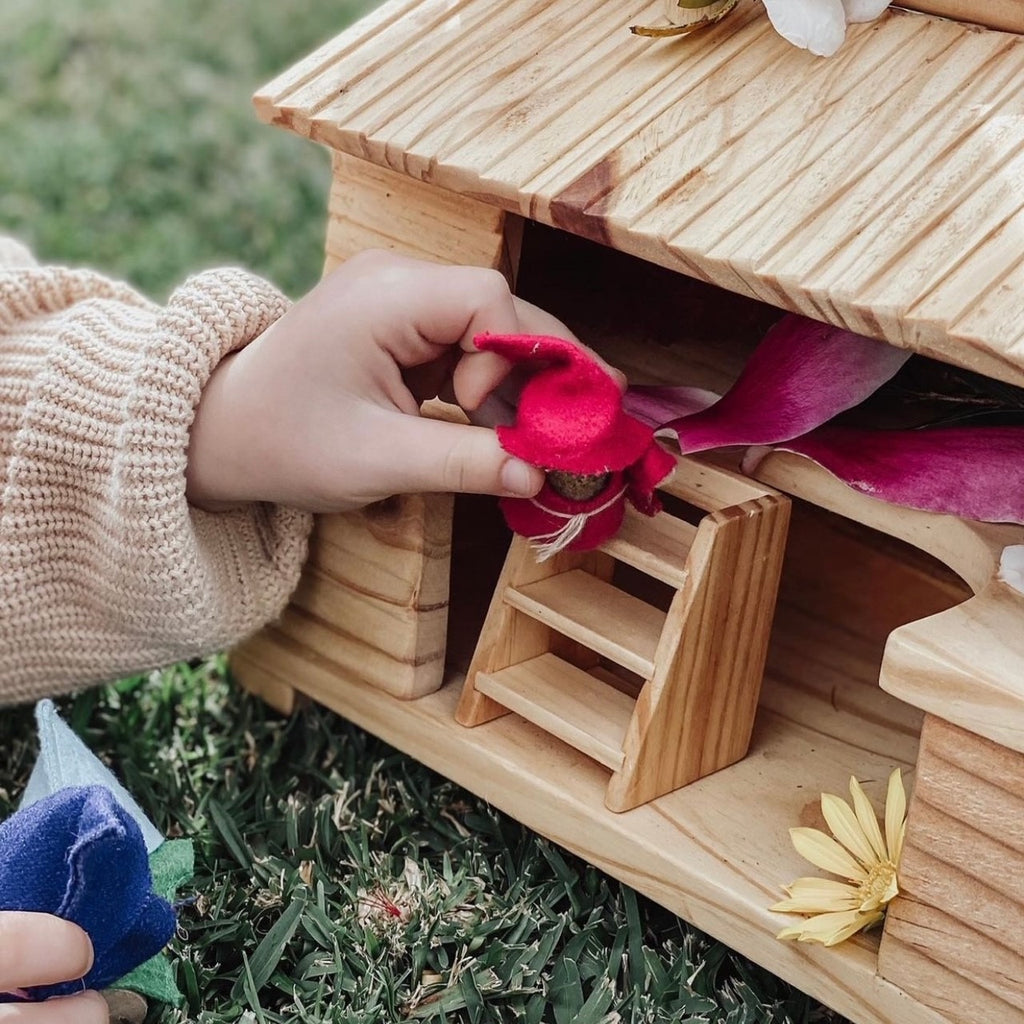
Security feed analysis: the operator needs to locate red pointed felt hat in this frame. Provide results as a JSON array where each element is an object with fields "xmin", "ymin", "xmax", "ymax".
[{"xmin": 475, "ymin": 333, "xmax": 656, "ymax": 475}]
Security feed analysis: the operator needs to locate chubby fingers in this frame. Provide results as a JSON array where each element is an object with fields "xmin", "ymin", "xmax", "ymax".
[
  {"xmin": 329, "ymin": 250, "xmax": 602, "ymax": 404},
  {"xmin": 0, "ymin": 914, "xmax": 92, "ymax": 992},
  {"xmin": 453, "ymin": 294, "xmax": 627, "ymax": 410},
  {"xmin": 0, "ymin": 913, "xmax": 105, "ymax": 1023},
  {"xmin": 0, "ymin": 992, "xmax": 109, "ymax": 1023},
  {"xmin": 373, "ymin": 411, "xmax": 543, "ymax": 500},
  {"xmin": 507, "ymin": 293, "xmax": 624, "ymax": 385},
  {"xmin": 454, "ymin": 296, "xmax": 629, "ymax": 419}
]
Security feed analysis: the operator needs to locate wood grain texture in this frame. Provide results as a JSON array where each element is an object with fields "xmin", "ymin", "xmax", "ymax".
[
  {"xmin": 898, "ymin": 1, "xmax": 1024, "ymax": 32},
  {"xmin": 881, "ymin": 583, "xmax": 1024, "ymax": 754},
  {"xmin": 255, "ymin": 0, "xmax": 1024, "ymax": 387},
  {"xmin": 751, "ymin": 450, "xmax": 1019, "ymax": 595},
  {"xmin": 565, "ymin": 246, "xmax": 1021, "ymax": 769},
  {"xmin": 458, "ymin": 451, "xmax": 790, "ymax": 811},
  {"xmin": 600, "ymin": 503, "xmax": 696, "ymax": 587},
  {"xmin": 229, "ymin": 647, "xmax": 299, "ymax": 716},
  {"xmin": 475, "ymin": 653, "xmax": 633, "ymax": 769},
  {"xmin": 607, "ymin": 493, "xmax": 790, "ymax": 810},
  {"xmin": 268, "ymin": 493, "xmax": 453, "ymax": 700},
  {"xmin": 507, "ymin": 570, "xmax": 665, "ymax": 678},
  {"xmin": 878, "ymin": 715, "xmax": 1024, "ymax": 1023},
  {"xmin": 877, "ymin": 940, "xmax": 1020, "ymax": 1024},
  {"xmin": 324, "ymin": 151, "xmax": 523, "ymax": 277},
  {"xmin": 455, "ymin": 540, "xmax": 611, "ymax": 726}
]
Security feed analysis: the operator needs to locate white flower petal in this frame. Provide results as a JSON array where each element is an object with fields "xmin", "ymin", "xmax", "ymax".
[
  {"xmin": 790, "ymin": 827, "xmax": 869, "ymax": 881},
  {"xmin": 842, "ymin": 0, "xmax": 892, "ymax": 23},
  {"xmin": 821, "ymin": 792, "xmax": 877, "ymax": 867},
  {"xmin": 885, "ymin": 769, "xmax": 907, "ymax": 863},
  {"xmin": 23, "ymin": 699, "xmax": 165, "ymax": 852},
  {"xmin": 998, "ymin": 545, "xmax": 1024, "ymax": 594},
  {"xmin": 849, "ymin": 777, "xmax": 887, "ymax": 861},
  {"xmin": 762, "ymin": 0, "xmax": 848, "ymax": 56}
]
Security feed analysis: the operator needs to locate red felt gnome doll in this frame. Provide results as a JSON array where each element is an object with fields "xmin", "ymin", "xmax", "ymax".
[{"xmin": 475, "ymin": 334, "xmax": 676, "ymax": 558}]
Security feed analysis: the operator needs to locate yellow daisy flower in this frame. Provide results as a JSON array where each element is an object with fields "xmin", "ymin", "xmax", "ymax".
[{"xmin": 772, "ymin": 768, "xmax": 907, "ymax": 946}]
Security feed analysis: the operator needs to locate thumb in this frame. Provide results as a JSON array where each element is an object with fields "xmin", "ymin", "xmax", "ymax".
[{"xmin": 381, "ymin": 414, "xmax": 543, "ymax": 498}]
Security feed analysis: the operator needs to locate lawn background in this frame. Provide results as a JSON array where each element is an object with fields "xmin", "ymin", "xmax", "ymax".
[{"xmin": 0, "ymin": 3, "xmax": 847, "ymax": 1021}]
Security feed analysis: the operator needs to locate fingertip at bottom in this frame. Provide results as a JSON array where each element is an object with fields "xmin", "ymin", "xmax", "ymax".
[
  {"xmin": 0, "ymin": 990, "xmax": 108, "ymax": 1023},
  {"xmin": 499, "ymin": 458, "xmax": 542, "ymax": 497}
]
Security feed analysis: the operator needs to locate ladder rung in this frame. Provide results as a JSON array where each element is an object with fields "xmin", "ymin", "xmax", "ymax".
[
  {"xmin": 600, "ymin": 507, "xmax": 696, "ymax": 588},
  {"xmin": 506, "ymin": 570, "xmax": 663, "ymax": 677},
  {"xmin": 475, "ymin": 653, "xmax": 632, "ymax": 769}
]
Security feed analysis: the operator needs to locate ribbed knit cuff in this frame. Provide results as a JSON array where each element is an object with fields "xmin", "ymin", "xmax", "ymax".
[{"xmin": 0, "ymin": 265, "xmax": 312, "ymax": 705}]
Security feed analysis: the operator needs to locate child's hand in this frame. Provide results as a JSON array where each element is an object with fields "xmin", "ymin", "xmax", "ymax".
[
  {"xmin": 0, "ymin": 912, "xmax": 107, "ymax": 1022},
  {"xmin": 186, "ymin": 250, "xmax": 605, "ymax": 513}
]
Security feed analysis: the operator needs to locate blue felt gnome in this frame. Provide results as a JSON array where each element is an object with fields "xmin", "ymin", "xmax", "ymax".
[{"xmin": 0, "ymin": 701, "xmax": 192, "ymax": 1005}]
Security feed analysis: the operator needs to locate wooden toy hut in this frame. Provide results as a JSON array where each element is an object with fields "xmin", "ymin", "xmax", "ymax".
[{"xmin": 232, "ymin": 3, "xmax": 1024, "ymax": 1021}]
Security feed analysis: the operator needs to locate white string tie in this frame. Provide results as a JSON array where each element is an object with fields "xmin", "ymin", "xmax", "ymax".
[{"xmin": 527, "ymin": 486, "xmax": 627, "ymax": 561}]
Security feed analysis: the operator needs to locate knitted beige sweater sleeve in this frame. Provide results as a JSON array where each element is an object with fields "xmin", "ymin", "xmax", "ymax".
[{"xmin": 0, "ymin": 236, "xmax": 312, "ymax": 706}]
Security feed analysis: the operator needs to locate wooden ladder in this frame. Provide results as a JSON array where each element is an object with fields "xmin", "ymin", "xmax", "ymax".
[{"xmin": 455, "ymin": 453, "xmax": 791, "ymax": 812}]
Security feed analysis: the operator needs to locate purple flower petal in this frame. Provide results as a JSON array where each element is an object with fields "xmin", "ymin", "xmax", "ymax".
[
  {"xmin": 746, "ymin": 425, "xmax": 1024, "ymax": 523},
  {"xmin": 657, "ymin": 315, "xmax": 911, "ymax": 454},
  {"xmin": 622, "ymin": 384, "xmax": 719, "ymax": 429}
]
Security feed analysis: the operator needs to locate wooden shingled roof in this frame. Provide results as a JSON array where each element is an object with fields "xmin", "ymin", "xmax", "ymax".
[{"xmin": 255, "ymin": 0, "xmax": 1024, "ymax": 386}]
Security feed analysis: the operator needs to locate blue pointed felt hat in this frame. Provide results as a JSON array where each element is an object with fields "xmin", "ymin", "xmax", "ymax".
[{"xmin": 0, "ymin": 784, "xmax": 177, "ymax": 1000}]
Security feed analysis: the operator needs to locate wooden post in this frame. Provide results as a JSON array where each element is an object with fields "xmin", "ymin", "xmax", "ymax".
[
  {"xmin": 878, "ymin": 714, "xmax": 1024, "ymax": 1024},
  {"xmin": 606, "ymin": 493, "xmax": 790, "ymax": 811},
  {"xmin": 231, "ymin": 152, "xmax": 524, "ymax": 709}
]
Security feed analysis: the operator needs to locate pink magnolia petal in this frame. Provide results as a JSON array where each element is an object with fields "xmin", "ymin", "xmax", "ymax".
[
  {"xmin": 659, "ymin": 315, "xmax": 910, "ymax": 455},
  {"xmin": 622, "ymin": 384, "xmax": 720, "ymax": 430},
  {"xmin": 749, "ymin": 424, "xmax": 1024, "ymax": 524}
]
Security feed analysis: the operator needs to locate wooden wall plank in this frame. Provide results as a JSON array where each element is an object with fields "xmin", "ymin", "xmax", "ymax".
[
  {"xmin": 879, "ymin": 716, "xmax": 1024, "ymax": 1022},
  {"xmin": 878, "ymin": 938, "xmax": 1022, "ymax": 1024}
]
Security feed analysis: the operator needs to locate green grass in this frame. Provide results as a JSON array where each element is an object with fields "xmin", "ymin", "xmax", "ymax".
[
  {"xmin": 0, "ymin": 667, "xmax": 839, "ymax": 1024},
  {"xmin": 0, "ymin": 3, "xmax": 849, "ymax": 1021},
  {"xmin": 0, "ymin": 0, "xmax": 361, "ymax": 299}
]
